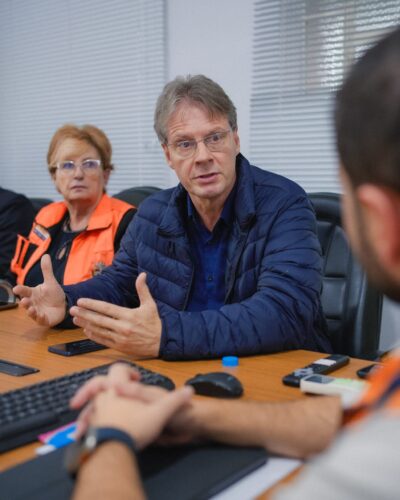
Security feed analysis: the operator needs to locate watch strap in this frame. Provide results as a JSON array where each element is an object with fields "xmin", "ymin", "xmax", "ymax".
[
  {"xmin": 65, "ymin": 426, "xmax": 138, "ymax": 477},
  {"xmin": 94, "ymin": 427, "xmax": 138, "ymax": 455}
]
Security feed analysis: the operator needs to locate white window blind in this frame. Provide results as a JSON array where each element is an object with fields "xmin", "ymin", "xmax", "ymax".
[
  {"xmin": 0, "ymin": 0, "xmax": 167, "ymax": 199},
  {"xmin": 250, "ymin": 0, "xmax": 400, "ymax": 193}
]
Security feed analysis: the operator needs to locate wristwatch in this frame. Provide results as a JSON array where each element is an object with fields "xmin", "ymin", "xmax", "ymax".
[{"xmin": 65, "ymin": 426, "xmax": 138, "ymax": 477}]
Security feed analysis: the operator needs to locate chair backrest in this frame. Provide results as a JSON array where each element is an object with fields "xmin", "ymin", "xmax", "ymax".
[
  {"xmin": 29, "ymin": 197, "xmax": 53, "ymax": 215},
  {"xmin": 113, "ymin": 186, "xmax": 161, "ymax": 207},
  {"xmin": 309, "ymin": 192, "xmax": 383, "ymax": 360}
]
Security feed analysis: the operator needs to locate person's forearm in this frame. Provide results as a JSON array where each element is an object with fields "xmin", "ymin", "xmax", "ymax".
[
  {"xmin": 72, "ymin": 442, "xmax": 145, "ymax": 500},
  {"xmin": 188, "ymin": 396, "xmax": 342, "ymax": 459}
]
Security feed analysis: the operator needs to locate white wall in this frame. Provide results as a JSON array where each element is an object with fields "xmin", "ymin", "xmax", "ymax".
[
  {"xmin": 0, "ymin": 0, "xmax": 167, "ymax": 197},
  {"xmin": 166, "ymin": 0, "xmax": 253, "ymax": 185}
]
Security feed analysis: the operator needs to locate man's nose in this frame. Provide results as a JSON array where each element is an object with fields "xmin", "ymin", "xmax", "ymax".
[{"xmin": 194, "ymin": 140, "xmax": 212, "ymax": 162}]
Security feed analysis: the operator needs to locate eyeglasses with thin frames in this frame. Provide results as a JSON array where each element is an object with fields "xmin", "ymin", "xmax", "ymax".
[
  {"xmin": 49, "ymin": 159, "xmax": 102, "ymax": 175},
  {"xmin": 167, "ymin": 129, "xmax": 232, "ymax": 159}
]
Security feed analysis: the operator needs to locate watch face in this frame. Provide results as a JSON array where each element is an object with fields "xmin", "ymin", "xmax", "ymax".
[
  {"xmin": 64, "ymin": 426, "xmax": 137, "ymax": 477},
  {"xmin": 65, "ymin": 439, "xmax": 85, "ymax": 477},
  {"xmin": 64, "ymin": 430, "xmax": 97, "ymax": 477}
]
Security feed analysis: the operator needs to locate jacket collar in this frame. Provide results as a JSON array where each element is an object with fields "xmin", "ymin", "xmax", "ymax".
[
  {"xmin": 233, "ymin": 153, "xmax": 256, "ymax": 229},
  {"xmin": 158, "ymin": 154, "xmax": 256, "ymax": 237},
  {"xmin": 40, "ymin": 193, "xmax": 113, "ymax": 231},
  {"xmin": 86, "ymin": 193, "xmax": 115, "ymax": 231}
]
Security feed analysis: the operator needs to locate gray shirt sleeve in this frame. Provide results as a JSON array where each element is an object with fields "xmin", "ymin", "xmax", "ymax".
[{"xmin": 273, "ymin": 412, "xmax": 400, "ymax": 500}]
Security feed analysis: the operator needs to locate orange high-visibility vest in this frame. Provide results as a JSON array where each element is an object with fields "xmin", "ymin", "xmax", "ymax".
[
  {"xmin": 344, "ymin": 353, "xmax": 400, "ymax": 426},
  {"xmin": 11, "ymin": 194, "xmax": 133, "ymax": 285}
]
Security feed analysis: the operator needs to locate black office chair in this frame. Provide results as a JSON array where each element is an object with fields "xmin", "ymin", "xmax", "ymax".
[
  {"xmin": 29, "ymin": 197, "xmax": 53, "ymax": 215},
  {"xmin": 309, "ymin": 192, "xmax": 383, "ymax": 360},
  {"xmin": 113, "ymin": 186, "xmax": 161, "ymax": 207}
]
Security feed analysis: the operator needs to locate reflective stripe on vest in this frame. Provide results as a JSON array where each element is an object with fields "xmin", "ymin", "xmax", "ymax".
[
  {"xmin": 11, "ymin": 194, "xmax": 133, "ymax": 286},
  {"xmin": 344, "ymin": 354, "xmax": 400, "ymax": 425}
]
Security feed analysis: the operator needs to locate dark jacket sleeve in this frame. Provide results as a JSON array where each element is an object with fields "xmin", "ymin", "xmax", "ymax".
[
  {"xmin": 159, "ymin": 195, "xmax": 329, "ymax": 359},
  {"xmin": 0, "ymin": 190, "xmax": 35, "ymax": 279}
]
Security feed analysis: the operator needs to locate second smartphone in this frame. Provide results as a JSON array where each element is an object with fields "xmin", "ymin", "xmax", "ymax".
[
  {"xmin": 356, "ymin": 363, "xmax": 381, "ymax": 379},
  {"xmin": 48, "ymin": 339, "xmax": 108, "ymax": 356}
]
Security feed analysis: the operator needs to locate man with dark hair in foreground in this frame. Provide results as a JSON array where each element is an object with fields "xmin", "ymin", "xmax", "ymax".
[{"xmin": 71, "ymin": 26, "xmax": 400, "ymax": 499}]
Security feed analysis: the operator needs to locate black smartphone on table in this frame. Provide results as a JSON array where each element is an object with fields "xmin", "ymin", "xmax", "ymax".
[
  {"xmin": 0, "ymin": 279, "xmax": 17, "ymax": 310},
  {"xmin": 282, "ymin": 354, "xmax": 350, "ymax": 387},
  {"xmin": 356, "ymin": 363, "xmax": 381, "ymax": 379},
  {"xmin": 0, "ymin": 300, "xmax": 18, "ymax": 311},
  {"xmin": 0, "ymin": 359, "xmax": 39, "ymax": 376},
  {"xmin": 48, "ymin": 339, "xmax": 108, "ymax": 356}
]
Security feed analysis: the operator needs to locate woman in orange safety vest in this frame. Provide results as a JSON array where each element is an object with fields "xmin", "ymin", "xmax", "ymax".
[{"xmin": 10, "ymin": 124, "xmax": 135, "ymax": 286}]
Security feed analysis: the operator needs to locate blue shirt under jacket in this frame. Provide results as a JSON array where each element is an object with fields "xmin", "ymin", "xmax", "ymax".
[
  {"xmin": 185, "ymin": 187, "xmax": 235, "ymax": 312},
  {"xmin": 63, "ymin": 154, "xmax": 331, "ymax": 360}
]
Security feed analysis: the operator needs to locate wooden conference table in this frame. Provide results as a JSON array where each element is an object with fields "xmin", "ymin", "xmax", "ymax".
[{"xmin": 0, "ymin": 306, "xmax": 370, "ymax": 498}]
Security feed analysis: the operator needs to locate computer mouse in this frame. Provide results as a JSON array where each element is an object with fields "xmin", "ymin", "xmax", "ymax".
[{"xmin": 185, "ymin": 372, "xmax": 243, "ymax": 398}]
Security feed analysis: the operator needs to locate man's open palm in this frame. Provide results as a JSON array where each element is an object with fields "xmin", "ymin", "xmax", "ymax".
[{"xmin": 13, "ymin": 254, "xmax": 66, "ymax": 326}]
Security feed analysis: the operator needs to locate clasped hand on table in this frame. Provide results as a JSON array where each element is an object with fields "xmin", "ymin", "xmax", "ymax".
[{"xmin": 70, "ymin": 363, "xmax": 194, "ymax": 449}]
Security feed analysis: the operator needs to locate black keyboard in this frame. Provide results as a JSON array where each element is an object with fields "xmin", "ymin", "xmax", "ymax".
[{"xmin": 0, "ymin": 361, "xmax": 175, "ymax": 453}]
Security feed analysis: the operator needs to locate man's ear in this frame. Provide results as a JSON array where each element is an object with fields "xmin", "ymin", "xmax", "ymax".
[
  {"xmin": 233, "ymin": 129, "xmax": 240, "ymax": 155},
  {"xmin": 357, "ymin": 184, "xmax": 400, "ymax": 269},
  {"xmin": 162, "ymin": 143, "xmax": 174, "ymax": 169}
]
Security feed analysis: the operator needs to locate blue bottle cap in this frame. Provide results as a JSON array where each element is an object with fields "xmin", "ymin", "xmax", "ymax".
[{"xmin": 222, "ymin": 356, "xmax": 239, "ymax": 367}]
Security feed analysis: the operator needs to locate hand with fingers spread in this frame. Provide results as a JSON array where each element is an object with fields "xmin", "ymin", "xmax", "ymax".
[
  {"xmin": 13, "ymin": 254, "xmax": 66, "ymax": 326},
  {"xmin": 70, "ymin": 272, "xmax": 162, "ymax": 358}
]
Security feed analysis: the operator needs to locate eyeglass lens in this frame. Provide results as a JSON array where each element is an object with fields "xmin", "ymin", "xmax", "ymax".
[
  {"xmin": 59, "ymin": 159, "xmax": 101, "ymax": 171},
  {"xmin": 172, "ymin": 130, "xmax": 230, "ymax": 157}
]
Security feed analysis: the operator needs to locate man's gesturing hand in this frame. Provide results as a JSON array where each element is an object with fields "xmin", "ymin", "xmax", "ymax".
[
  {"xmin": 70, "ymin": 273, "xmax": 162, "ymax": 358},
  {"xmin": 13, "ymin": 254, "xmax": 66, "ymax": 326}
]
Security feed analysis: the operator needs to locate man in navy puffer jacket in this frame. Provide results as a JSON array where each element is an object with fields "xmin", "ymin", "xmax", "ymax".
[{"xmin": 14, "ymin": 75, "xmax": 331, "ymax": 359}]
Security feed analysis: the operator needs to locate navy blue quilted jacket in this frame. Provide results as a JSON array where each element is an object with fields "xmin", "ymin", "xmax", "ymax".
[{"xmin": 64, "ymin": 154, "xmax": 331, "ymax": 359}]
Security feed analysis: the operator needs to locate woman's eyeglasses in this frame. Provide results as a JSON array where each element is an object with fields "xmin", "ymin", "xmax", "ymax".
[{"xmin": 49, "ymin": 159, "xmax": 101, "ymax": 175}]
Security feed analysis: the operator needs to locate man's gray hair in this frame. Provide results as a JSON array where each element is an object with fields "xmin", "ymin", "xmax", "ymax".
[{"xmin": 154, "ymin": 74, "xmax": 237, "ymax": 144}]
